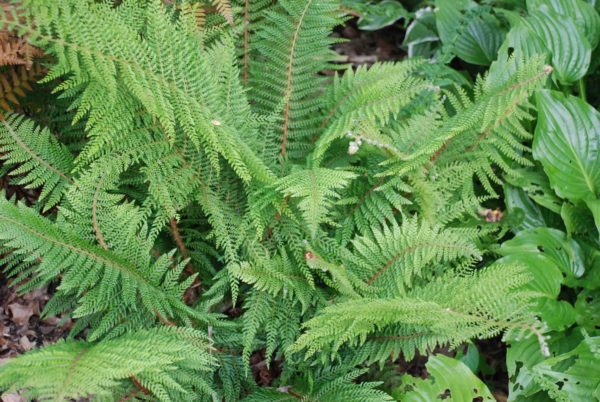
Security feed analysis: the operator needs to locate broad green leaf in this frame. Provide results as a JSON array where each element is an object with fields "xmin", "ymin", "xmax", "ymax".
[
  {"xmin": 393, "ymin": 354, "xmax": 494, "ymax": 401},
  {"xmin": 498, "ymin": 253, "xmax": 572, "ymax": 330},
  {"xmin": 538, "ymin": 298, "xmax": 576, "ymax": 330},
  {"xmin": 345, "ymin": 0, "xmax": 409, "ymax": 31},
  {"xmin": 506, "ymin": 331, "xmax": 584, "ymax": 401},
  {"xmin": 532, "ymin": 336, "xmax": 600, "ymax": 402},
  {"xmin": 505, "ymin": 168, "xmax": 562, "ymax": 214},
  {"xmin": 533, "ymin": 90, "xmax": 600, "ymax": 202},
  {"xmin": 526, "ymin": 7, "xmax": 591, "ymax": 83},
  {"xmin": 504, "ymin": 184, "xmax": 547, "ymax": 232},
  {"xmin": 455, "ymin": 342, "xmax": 480, "ymax": 373},
  {"xmin": 436, "ymin": 0, "xmax": 506, "ymax": 65},
  {"xmin": 500, "ymin": 227, "xmax": 586, "ymax": 279},
  {"xmin": 561, "ymin": 202, "xmax": 596, "ymax": 237},
  {"xmin": 527, "ymin": 0, "xmax": 600, "ymax": 48},
  {"xmin": 585, "ymin": 198, "xmax": 600, "ymax": 239},
  {"xmin": 505, "ymin": 8, "xmax": 591, "ymax": 83},
  {"xmin": 575, "ymin": 289, "xmax": 600, "ymax": 330},
  {"xmin": 402, "ymin": 7, "xmax": 439, "ymax": 58}
]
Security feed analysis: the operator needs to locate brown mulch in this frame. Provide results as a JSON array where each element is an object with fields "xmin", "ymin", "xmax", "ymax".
[{"xmin": 0, "ymin": 277, "xmax": 72, "ymax": 401}]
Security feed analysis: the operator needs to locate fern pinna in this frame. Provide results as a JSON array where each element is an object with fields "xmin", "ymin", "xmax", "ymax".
[{"xmin": 0, "ymin": 0, "xmax": 567, "ymax": 401}]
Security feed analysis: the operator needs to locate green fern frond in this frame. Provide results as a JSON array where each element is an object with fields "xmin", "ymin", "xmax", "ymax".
[
  {"xmin": 242, "ymin": 366, "xmax": 394, "ymax": 402},
  {"xmin": 342, "ymin": 216, "xmax": 481, "ymax": 296},
  {"xmin": 312, "ymin": 60, "xmax": 433, "ymax": 165},
  {"xmin": 291, "ymin": 262, "xmax": 539, "ymax": 361},
  {"xmin": 0, "ymin": 327, "xmax": 216, "ymax": 401},
  {"xmin": 0, "ymin": 195, "xmax": 209, "ymax": 338},
  {"xmin": 276, "ymin": 167, "xmax": 357, "ymax": 237},
  {"xmin": 248, "ymin": 0, "xmax": 344, "ymax": 160},
  {"xmin": 9, "ymin": 0, "xmax": 274, "ymax": 185},
  {"xmin": 384, "ymin": 55, "xmax": 550, "ymax": 197},
  {"xmin": 0, "ymin": 114, "xmax": 74, "ymax": 210}
]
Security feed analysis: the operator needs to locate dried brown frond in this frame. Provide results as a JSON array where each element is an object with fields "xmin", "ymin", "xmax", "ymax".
[
  {"xmin": 0, "ymin": 31, "xmax": 44, "ymax": 69},
  {"xmin": 211, "ymin": 0, "xmax": 234, "ymax": 25},
  {"xmin": 0, "ymin": 63, "xmax": 45, "ymax": 118},
  {"xmin": 181, "ymin": 2, "xmax": 206, "ymax": 32}
]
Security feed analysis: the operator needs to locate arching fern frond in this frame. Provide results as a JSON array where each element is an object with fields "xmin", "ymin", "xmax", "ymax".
[
  {"xmin": 242, "ymin": 366, "xmax": 394, "ymax": 402},
  {"xmin": 0, "ymin": 114, "xmax": 74, "ymax": 210},
  {"xmin": 312, "ymin": 60, "xmax": 433, "ymax": 165},
  {"xmin": 342, "ymin": 216, "xmax": 481, "ymax": 296},
  {"xmin": 7, "ymin": 0, "xmax": 274, "ymax": 185},
  {"xmin": 384, "ymin": 55, "xmax": 551, "ymax": 198},
  {"xmin": 276, "ymin": 167, "xmax": 357, "ymax": 237},
  {"xmin": 0, "ymin": 195, "xmax": 208, "ymax": 338},
  {"xmin": 0, "ymin": 327, "xmax": 216, "ymax": 401},
  {"xmin": 248, "ymin": 0, "xmax": 344, "ymax": 160},
  {"xmin": 291, "ymin": 262, "xmax": 540, "ymax": 362}
]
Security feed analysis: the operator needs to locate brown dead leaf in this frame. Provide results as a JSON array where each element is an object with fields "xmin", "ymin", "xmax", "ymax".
[
  {"xmin": 18, "ymin": 335, "xmax": 32, "ymax": 351},
  {"xmin": 6, "ymin": 303, "xmax": 33, "ymax": 326},
  {"xmin": 1, "ymin": 392, "xmax": 24, "ymax": 402}
]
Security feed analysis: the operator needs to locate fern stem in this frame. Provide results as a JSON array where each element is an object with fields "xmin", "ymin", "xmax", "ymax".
[
  {"xmin": 243, "ymin": 0, "xmax": 249, "ymax": 85},
  {"xmin": 130, "ymin": 376, "xmax": 151, "ymax": 396},
  {"xmin": 92, "ymin": 179, "xmax": 109, "ymax": 250},
  {"xmin": 281, "ymin": 0, "xmax": 315, "ymax": 157},
  {"xmin": 169, "ymin": 218, "xmax": 193, "ymax": 272}
]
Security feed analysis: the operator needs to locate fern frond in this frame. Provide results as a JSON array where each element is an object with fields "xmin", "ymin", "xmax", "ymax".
[
  {"xmin": 9, "ymin": 0, "xmax": 274, "ymax": 185},
  {"xmin": 384, "ymin": 55, "xmax": 550, "ymax": 199},
  {"xmin": 212, "ymin": 0, "xmax": 234, "ymax": 25},
  {"xmin": 291, "ymin": 262, "xmax": 538, "ymax": 361},
  {"xmin": 0, "ymin": 114, "xmax": 74, "ymax": 210},
  {"xmin": 342, "ymin": 216, "xmax": 481, "ymax": 296},
  {"xmin": 248, "ymin": 0, "xmax": 343, "ymax": 160},
  {"xmin": 0, "ymin": 195, "xmax": 209, "ymax": 338},
  {"xmin": 0, "ymin": 327, "xmax": 216, "ymax": 401},
  {"xmin": 312, "ymin": 60, "xmax": 433, "ymax": 165},
  {"xmin": 275, "ymin": 167, "xmax": 357, "ymax": 237},
  {"xmin": 242, "ymin": 367, "xmax": 394, "ymax": 402}
]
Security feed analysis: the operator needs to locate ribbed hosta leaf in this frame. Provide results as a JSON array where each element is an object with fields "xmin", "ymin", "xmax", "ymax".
[
  {"xmin": 527, "ymin": 0, "xmax": 600, "ymax": 48},
  {"xmin": 500, "ymin": 227, "xmax": 586, "ymax": 280},
  {"xmin": 504, "ymin": 184, "xmax": 548, "ymax": 232},
  {"xmin": 505, "ymin": 7, "xmax": 591, "ymax": 83},
  {"xmin": 533, "ymin": 90, "xmax": 600, "ymax": 202},
  {"xmin": 533, "ymin": 336, "xmax": 600, "ymax": 402},
  {"xmin": 497, "ymin": 253, "xmax": 573, "ymax": 330},
  {"xmin": 393, "ymin": 355, "xmax": 494, "ymax": 401},
  {"xmin": 436, "ymin": 0, "xmax": 506, "ymax": 65}
]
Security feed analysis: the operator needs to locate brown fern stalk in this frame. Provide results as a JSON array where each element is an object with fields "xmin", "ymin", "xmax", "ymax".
[
  {"xmin": 243, "ymin": 0, "xmax": 249, "ymax": 85},
  {"xmin": 281, "ymin": 0, "xmax": 314, "ymax": 158}
]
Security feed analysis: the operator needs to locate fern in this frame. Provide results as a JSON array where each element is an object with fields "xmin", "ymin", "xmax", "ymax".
[
  {"xmin": 0, "ymin": 327, "xmax": 216, "ymax": 401},
  {"xmin": 0, "ymin": 114, "xmax": 74, "ymax": 210},
  {"xmin": 291, "ymin": 262, "xmax": 540, "ymax": 362},
  {"xmin": 248, "ymin": 0, "xmax": 344, "ymax": 160},
  {"xmin": 0, "ymin": 195, "xmax": 213, "ymax": 340},
  {"xmin": 275, "ymin": 167, "xmax": 357, "ymax": 237}
]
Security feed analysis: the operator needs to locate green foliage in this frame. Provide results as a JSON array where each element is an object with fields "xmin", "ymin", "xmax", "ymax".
[
  {"xmin": 0, "ymin": 0, "xmax": 598, "ymax": 401},
  {"xmin": 533, "ymin": 90, "xmax": 600, "ymax": 206},
  {"xmin": 0, "ymin": 327, "xmax": 215, "ymax": 401},
  {"xmin": 392, "ymin": 354, "xmax": 494, "ymax": 401},
  {"xmin": 0, "ymin": 114, "xmax": 74, "ymax": 210},
  {"xmin": 342, "ymin": 0, "xmax": 408, "ymax": 31}
]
